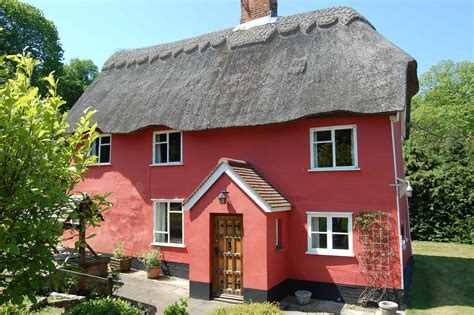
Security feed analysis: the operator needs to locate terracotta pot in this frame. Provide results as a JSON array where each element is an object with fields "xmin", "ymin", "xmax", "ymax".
[{"xmin": 146, "ymin": 266, "xmax": 161, "ymax": 279}]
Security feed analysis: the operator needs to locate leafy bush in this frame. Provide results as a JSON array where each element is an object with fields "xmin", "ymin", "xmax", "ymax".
[
  {"xmin": 140, "ymin": 249, "xmax": 161, "ymax": 268},
  {"xmin": 66, "ymin": 297, "xmax": 141, "ymax": 315},
  {"xmin": 113, "ymin": 241, "xmax": 126, "ymax": 259},
  {"xmin": 405, "ymin": 60, "xmax": 473, "ymax": 244},
  {"xmin": 164, "ymin": 299, "xmax": 188, "ymax": 315},
  {"xmin": 0, "ymin": 302, "xmax": 28, "ymax": 314},
  {"xmin": 208, "ymin": 302, "xmax": 283, "ymax": 315}
]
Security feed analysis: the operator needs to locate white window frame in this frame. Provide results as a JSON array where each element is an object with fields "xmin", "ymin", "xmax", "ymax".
[
  {"xmin": 306, "ymin": 212, "xmax": 354, "ymax": 257},
  {"xmin": 309, "ymin": 125, "xmax": 359, "ymax": 171},
  {"xmin": 151, "ymin": 199, "xmax": 185, "ymax": 248},
  {"xmin": 151, "ymin": 130, "xmax": 183, "ymax": 166},
  {"xmin": 275, "ymin": 218, "xmax": 284, "ymax": 250},
  {"xmin": 88, "ymin": 134, "xmax": 112, "ymax": 166}
]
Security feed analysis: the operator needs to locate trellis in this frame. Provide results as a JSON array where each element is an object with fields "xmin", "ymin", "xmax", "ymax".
[{"xmin": 355, "ymin": 211, "xmax": 394, "ymax": 306}]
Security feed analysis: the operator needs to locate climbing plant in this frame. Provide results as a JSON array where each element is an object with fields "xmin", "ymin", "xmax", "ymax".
[{"xmin": 355, "ymin": 211, "xmax": 395, "ymax": 306}]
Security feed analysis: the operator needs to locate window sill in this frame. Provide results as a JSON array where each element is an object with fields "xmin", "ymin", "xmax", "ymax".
[
  {"xmin": 150, "ymin": 242, "xmax": 185, "ymax": 248},
  {"xmin": 87, "ymin": 163, "xmax": 112, "ymax": 167},
  {"xmin": 305, "ymin": 250, "xmax": 354, "ymax": 257},
  {"xmin": 307, "ymin": 167, "xmax": 360, "ymax": 172},
  {"xmin": 150, "ymin": 162, "xmax": 184, "ymax": 167}
]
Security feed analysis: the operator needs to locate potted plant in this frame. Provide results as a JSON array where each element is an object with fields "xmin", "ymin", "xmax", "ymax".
[
  {"xmin": 110, "ymin": 242, "xmax": 133, "ymax": 272},
  {"xmin": 140, "ymin": 249, "xmax": 162, "ymax": 279}
]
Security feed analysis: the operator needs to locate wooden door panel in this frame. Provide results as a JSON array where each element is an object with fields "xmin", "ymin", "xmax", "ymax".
[{"xmin": 213, "ymin": 215, "xmax": 243, "ymax": 297}]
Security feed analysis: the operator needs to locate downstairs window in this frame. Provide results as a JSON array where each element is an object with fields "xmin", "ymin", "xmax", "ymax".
[
  {"xmin": 307, "ymin": 212, "xmax": 353, "ymax": 256},
  {"xmin": 153, "ymin": 200, "xmax": 183, "ymax": 246}
]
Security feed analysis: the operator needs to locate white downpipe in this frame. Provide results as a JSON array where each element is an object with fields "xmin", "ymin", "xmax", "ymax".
[{"xmin": 390, "ymin": 115, "xmax": 405, "ymax": 291}]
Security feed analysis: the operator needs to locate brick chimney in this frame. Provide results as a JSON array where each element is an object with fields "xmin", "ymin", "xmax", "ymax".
[{"xmin": 240, "ymin": 0, "xmax": 278, "ymax": 24}]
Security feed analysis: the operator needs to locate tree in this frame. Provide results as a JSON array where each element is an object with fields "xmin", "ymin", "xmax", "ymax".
[
  {"xmin": 0, "ymin": 0, "xmax": 63, "ymax": 93},
  {"xmin": 405, "ymin": 60, "xmax": 473, "ymax": 243},
  {"xmin": 0, "ymin": 52, "xmax": 108, "ymax": 304},
  {"xmin": 58, "ymin": 58, "xmax": 98, "ymax": 111}
]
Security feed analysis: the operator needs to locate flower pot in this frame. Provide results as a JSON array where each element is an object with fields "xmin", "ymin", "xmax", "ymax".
[
  {"xmin": 110, "ymin": 257, "xmax": 132, "ymax": 272},
  {"xmin": 378, "ymin": 301, "xmax": 398, "ymax": 315},
  {"xmin": 146, "ymin": 266, "xmax": 161, "ymax": 279},
  {"xmin": 295, "ymin": 290, "xmax": 312, "ymax": 305}
]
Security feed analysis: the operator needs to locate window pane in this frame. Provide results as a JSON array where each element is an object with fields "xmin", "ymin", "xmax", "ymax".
[
  {"xmin": 316, "ymin": 143, "xmax": 333, "ymax": 168},
  {"xmin": 169, "ymin": 202, "xmax": 181, "ymax": 212},
  {"xmin": 100, "ymin": 136, "xmax": 111, "ymax": 144},
  {"xmin": 156, "ymin": 133, "xmax": 167, "ymax": 142},
  {"xmin": 311, "ymin": 217, "xmax": 327, "ymax": 232},
  {"xmin": 99, "ymin": 144, "xmax": 110, "ymax": 163},
  {"xmin": 155, "ymin": 232, "xmax": 168, "ymax": 243},
  {"xmin": 89, "ymin": 139, "xmax": 99, "ymax": 158},
  {"xmin": 155, "ymin": 203, "xmax": 168, "ymax": 232},
  {"xmin": 316, "ymin": 130, "xmax": 331, "ymax": 142},
  {"xmin": 335, "ymin": 129, "xmax": 353, "ymax": 166},
  {"xmin": 333, "ymin": 234, "xmax": 349, "ymax": 250},
  {"xmin": 155, "ymin": 143, "xmax": 168, "ymax": 164},
  {"xmin": 169, "ymin": 132, "xmax": 181, "ymax": 162},
  {"xmin": 311, "ymin": 233, "xmax": 327, "ymax": 249},
  {"xmin": 332, "ymin": 217, "xmax": 348, "ymax": 233},
  {"xmin": 170, "ymin": 212, "xmax": 183, "ymax": 244}
]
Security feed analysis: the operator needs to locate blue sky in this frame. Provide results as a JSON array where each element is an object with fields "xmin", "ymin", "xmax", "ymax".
[{"xmin": 26, "ymin": 0, "xmax": 473, "ymax": 75}]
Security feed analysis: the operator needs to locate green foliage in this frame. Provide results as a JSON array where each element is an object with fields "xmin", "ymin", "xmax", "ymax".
[
  {"xmin": 140, "ymin": 249, "xmax": 162, "ymax": 268},
  {"xmin": 66, "ymin": 297, "xmax": 141, "ymax": 315},
  {"xmin": 0, "ymin": 0, "xmax": 63, "ymax": 94},
  {"xmin": 208, "ymin": 302, "xmax": 283, "ymax": 315},
  {"xmin": 354, "ymin": 211, "xmax": 389, "ymax": 230},
  {"xmin": 57, "ymin": 58, "xmax": 98, "ymax": 111},
  {"xmin": 164, "ymin": 299, "xmax": 188, "ymax": 315},
  {"xmin": 405, "ymin": 60, "xmax": 473, "ymax": 244},
  {"xmin": 49, "ymin": 271, "xmax": 77, "ymax": 294},
  {"xmin": 113, "ymin": 241, "xmax": 126, "ymax": 259},
  {"xmin": 0, "ymin": 52, "xmax": 108, "ymax": 304},
  {"xmin": 0, "ymin": 301, "xmax": 28, "ymax": 314}
]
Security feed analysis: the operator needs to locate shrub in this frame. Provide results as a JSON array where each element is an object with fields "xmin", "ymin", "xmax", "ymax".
[
  {"xmin": 113, "ymin": 241, "xmax": 126, "ymax": 259},
  {"xmin": 164, "ymin": 299, "xmax": 188, "ymax": 315},
  {"xmin": 0, "ymin": 302, "xmax": 28, "ymax": 314},
  {"xmin": 66, "ymin": 297, "xmax": 141, "ymax": 315},
  {"xmin": 208, "ymin": 302, "xmax": 283, "ymax": 315},
  {"xmin": 140, "ymin": 249, "xmax": 162, "ymax": 268}
]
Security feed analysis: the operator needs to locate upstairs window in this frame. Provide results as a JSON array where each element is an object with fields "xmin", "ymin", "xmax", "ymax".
[
  {"xmin": 89, "ymin": 134, "xmax": 111, "ymax": 165},
  {"xmin": 307, "ymin": 212, "xmax": 353, "ymax": 256},
  {"xmin": 153, "ymin": 131, "xmax": 182, "ymax": 165},
  {"xmin": 310, "ymin": 125, "xmax": 358, "ymax": 170}
]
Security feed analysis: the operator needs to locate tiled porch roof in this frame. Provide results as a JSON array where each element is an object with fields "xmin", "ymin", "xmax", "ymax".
[{"xmin": 183, "ymin": 158, "xmax": 291, "ymax": 212}]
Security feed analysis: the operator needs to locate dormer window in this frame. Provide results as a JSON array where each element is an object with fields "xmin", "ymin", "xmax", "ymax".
[
  {"xmin": 309, "ymin": 125, "xmax": 358, "ymax": 171},
  {"xmin": 88, "ymin": 134, "xmax": 111, "ymax": 165},
  {"xmin": 152, "ymin": 131, "xmax": 182, "ymax": 165}
]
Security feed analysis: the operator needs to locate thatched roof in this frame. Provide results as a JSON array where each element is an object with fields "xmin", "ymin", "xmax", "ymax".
[{"xmin": 67, "ymin": 7, "xmax": 418, "ymax": 133}]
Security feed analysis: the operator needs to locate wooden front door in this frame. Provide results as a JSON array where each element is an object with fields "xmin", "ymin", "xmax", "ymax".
[{"xmin": 213, "ymin": 215, "xmax": 243, "ymax": 298}]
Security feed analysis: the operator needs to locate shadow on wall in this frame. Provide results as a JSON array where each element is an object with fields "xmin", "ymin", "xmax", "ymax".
[{"xmin": 409, "ymin": 254, "xmax": 474, "ymax": 310}]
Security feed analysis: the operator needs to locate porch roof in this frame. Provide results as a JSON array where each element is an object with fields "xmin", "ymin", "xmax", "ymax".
[{"xmin": 182, "ymin": 158, "xmax": 291, "ymax": 212}]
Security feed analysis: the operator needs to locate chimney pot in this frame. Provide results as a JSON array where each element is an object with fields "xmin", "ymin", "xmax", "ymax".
[{"xmin": 240, "ymin": 0, "xmax": 277, "ymax": 24}]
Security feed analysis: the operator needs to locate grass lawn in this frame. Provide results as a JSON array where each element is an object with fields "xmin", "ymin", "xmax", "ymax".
[{"xmin": 408, "ymin": 241, "xmax": 474, "ymax": 314}]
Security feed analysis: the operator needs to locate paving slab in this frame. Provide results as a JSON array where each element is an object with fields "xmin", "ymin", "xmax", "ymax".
[{"xmin": 114, "ymin": 270, "xmax": 404, "ymax": 315}]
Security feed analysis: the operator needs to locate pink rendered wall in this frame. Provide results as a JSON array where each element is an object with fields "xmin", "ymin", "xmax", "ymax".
[
  {"xmin": 266, "ymin": 212, "xmax": 289, "ymax": 289},
  {"xmin": 70, "ymin": 115, "xmax": 404, "ymax": 289}
]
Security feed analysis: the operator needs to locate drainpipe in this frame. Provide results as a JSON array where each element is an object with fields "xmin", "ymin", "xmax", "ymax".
[{"xmin": 390, "ymin": 114, "xmax": 404, "ymax": 291}]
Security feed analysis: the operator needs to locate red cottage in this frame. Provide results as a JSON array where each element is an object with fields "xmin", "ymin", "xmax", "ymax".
[{"xmin": 66, "ymin": 1, "xmax": 418, "ymax": 305}]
